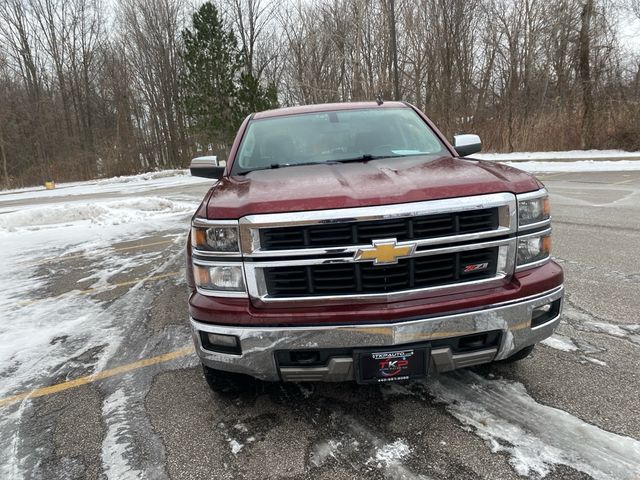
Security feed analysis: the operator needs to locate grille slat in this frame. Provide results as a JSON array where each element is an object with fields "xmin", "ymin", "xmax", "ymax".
[
  {"xmin": 264, "ymin": 247, "xmax": 499, "ymax": 297},
  {"xmin": 259, "ymin": 208, "xmax": 499, "ymax": 250}
]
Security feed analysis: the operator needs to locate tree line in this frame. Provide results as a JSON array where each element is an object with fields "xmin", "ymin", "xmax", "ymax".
[{"xmin": 1, "ymin": 0, "xmax": 639, "ymax": 188}]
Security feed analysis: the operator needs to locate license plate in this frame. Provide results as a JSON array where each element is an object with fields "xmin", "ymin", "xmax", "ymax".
[{"xmin": 354, "ymin": 346, "xmax": 429, "ymax": 384}]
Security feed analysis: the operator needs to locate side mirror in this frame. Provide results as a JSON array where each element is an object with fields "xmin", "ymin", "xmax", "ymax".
[
  {"xmin": 190, "ymin": 156, "xmax": 225, "ymax": 179},
  {"xmin": 453, "ymin": 134, "xmax": 482, "ymax": 157}
]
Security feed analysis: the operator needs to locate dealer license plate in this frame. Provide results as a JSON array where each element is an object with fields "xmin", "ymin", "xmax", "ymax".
[{"xmin": 354, "ymin": 346, "xmax": 429, "ymax": 384}]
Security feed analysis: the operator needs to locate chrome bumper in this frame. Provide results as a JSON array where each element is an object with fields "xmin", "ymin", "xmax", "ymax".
[{"xmin": 191, "ymin": 285, "xmax": 564, "ymax": 382}]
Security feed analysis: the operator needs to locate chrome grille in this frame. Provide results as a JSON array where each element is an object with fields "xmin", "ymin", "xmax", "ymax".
[
  {"xmin": 259, "ymin": 208, "xmax": 499, "ymax": 250},
  {"xmin": 264, "ymin": 247, "xmax": 498, "ymax": 297},
  {"xmin": 240, "ymin": 192, "xmax": 517, "ymax": 304}
]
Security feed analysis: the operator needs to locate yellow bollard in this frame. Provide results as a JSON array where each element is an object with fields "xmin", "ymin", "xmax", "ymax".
[{"xmin": 44, "ymin": 181, "xmax": 55, "ymax": 190}]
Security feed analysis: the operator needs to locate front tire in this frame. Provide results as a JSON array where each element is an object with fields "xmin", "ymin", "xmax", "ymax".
[{"xmin": 202, "ymin": 364, "xmax": 258, "ymax": 394}]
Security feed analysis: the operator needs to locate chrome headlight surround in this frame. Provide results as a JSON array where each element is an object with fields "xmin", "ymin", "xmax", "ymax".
[
  {"xmin": 193, "ymin": 258, "xmax": 247, "ymax": 298},
  {"xmin": 191, "ymin": 218, "xmax": 240, "ymax": 255},
  {"xmin": 515, "ymin": 228, "xmax": 552, "ymax": 271},
  {"xmin": 193, "ymin": 261, "xmax": 246, "ymax": 296},
  {"xmin": 516, "ymin": 189, "xmax": 550, "ymax": 231},
  {"xmin": 515, "ymin": 189, "xmax": 553, "ymax": 271},
  {"xmin": 191, "ymin": 218, "xmax": 246, "ymax": 297}
]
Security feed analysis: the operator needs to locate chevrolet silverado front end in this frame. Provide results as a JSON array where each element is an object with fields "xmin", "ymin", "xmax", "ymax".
[{"xmin": 186, "ymin": 102, "xmax": 564, "ymax": 390}]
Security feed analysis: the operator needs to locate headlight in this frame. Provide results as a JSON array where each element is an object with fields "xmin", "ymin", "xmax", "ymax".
[
  {"xmin": 517, "ymin": 233, "xmax": 551, "ymax": 267},
  {"xmin": 191, "ymin": 223, "xmax": 239, "ymax": 252},
  {"xmin": 518, "ymin": 192, "xmax": 550, "ymax": 227},
  {"xmin": 193, "ymin": 264, "xmax": 245, "ymax": 292}
]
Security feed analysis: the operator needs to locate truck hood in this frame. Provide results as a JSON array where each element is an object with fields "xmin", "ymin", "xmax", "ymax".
[{"xmin": 204, "ymin": 155, "xmax": 541, "ymax": 219}]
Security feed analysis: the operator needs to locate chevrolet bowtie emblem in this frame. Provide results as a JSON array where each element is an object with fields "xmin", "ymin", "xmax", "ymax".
[{"xmin": 354, "ymin": 238, "xmax": 417, "ymax": 265}]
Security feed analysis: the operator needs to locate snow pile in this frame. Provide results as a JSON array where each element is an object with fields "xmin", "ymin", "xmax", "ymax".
[
  {"xmin": 94, "ymin": 169, "xmax": 189, "ymax": 185},
  {"xmin": 0, "ymin": 197, "xmax": 193, "ymax": 231},
  {"xmin": 472, "ymin": 149, "xmax": 640, "ymax": 173},
  {"xmin": 476, "ymin": 149, "xmax": 640, "ymax": 162},
  {"xmin": 0, "ymin": 170, "xmax": 212, "ymax": 204},
  {"xmin": 430, "ymin": 370, "xmax": 640, "ymax": 479},
  {"xmin": 502, "ymin": 160, "xmax": 640, "ymax": 173}
]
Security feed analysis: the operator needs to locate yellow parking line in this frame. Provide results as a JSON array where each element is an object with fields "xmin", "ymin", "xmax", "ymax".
[
  {"xmin": 17, "ymin": 270, "xmax": 182, "ymax": 307},
  {"xmin": 0, "ymin": 346, "xmax": 195, "ymax": 408},
  {"xmin": 22, "ymin": 239, "xmax": 175, "ymax": 268}
]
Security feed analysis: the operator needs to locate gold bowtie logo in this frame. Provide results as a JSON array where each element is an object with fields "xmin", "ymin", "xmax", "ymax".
[{"xmin": 354, "ymin": 239, "xmax": 417, "ymax": 265}]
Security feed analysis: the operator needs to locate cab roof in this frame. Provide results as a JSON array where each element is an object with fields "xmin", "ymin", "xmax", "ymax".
[{"xmin": 252, "ymin": 101, "xmax": 409, "ymax": 120}]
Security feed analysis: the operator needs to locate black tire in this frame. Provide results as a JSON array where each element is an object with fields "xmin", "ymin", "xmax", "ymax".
[
  {"xmin": 498, "ymin": 345, "xmax": 535, "ymax": 363},
  {"xmin": 202, "ymin": 364, "xmax": 258, "ymax": 394}
]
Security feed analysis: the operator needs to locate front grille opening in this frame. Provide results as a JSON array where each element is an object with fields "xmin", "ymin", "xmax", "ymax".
[
  {"xmin": 276, "ymin": 349, "xmax": 350, "ymax": 367},
  {"xmin": 264, "ymin": 247, "xmax": 499, "ymax": 297},
  {"xmin": 274, "ymin": 332, "xmax": 503, "ymax": 369},
  {"xmin": 449, "ymin": 331, "xmax": 502, "ymax": 353},
  {"xmin": 260, "ymin": 208, "xmax": 499, "ymax": 250}
]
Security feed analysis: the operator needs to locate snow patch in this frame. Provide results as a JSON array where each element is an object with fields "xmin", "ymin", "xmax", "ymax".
[
  {"xmin": 541, "ymin": 334, "xmax": 578, "ymax": 352},
  {"xmin": 374, "ymin": 439, "xmax": 411, "ymax": 466},
  {"xmin": 101, "ymin": 389, "xmax": 144, "ymax": 479},
  {"xmin": 430, "ymin": 370, "xmax": 640, "ymax": 479},
  {"xmin": 583, "ymin": 357, "xmax": 607, "ymax": 367},
  {"xmin": 309, "ymin": 439, "xmax": 342, "ymax": 467},
  {"xmin": 228, "ymin": 439, "xmax": 244, "ymax": 455}
]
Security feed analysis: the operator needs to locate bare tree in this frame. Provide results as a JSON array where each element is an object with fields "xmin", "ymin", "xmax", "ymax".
[
  {"xmin": 579, "ymin": 0, "xmax": 595, "ymax": 149},
  {"xmin": 117, "ymin": 0, "xmax": 188, "ymax": 168},
  {"xmin": 0, "ymin": 0, "xmax": 639, "ymax": 188}
]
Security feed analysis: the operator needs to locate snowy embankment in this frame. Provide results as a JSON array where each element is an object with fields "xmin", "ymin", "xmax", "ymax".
[
  {"xmin": 475, "ymin": 149, "xmax": 640, "ymax": 173},
  {"xmin": 0, "ymin": 169, "xmax": 211, "ymax": 205},
  {"xmin": 0, "ymin": 171, "xmax": 207, "ymax": 401}
]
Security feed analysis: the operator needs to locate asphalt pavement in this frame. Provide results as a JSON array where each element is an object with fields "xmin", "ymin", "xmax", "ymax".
[{"xmin": 1, "ymin": 170, "xmax": 639, "ymax": 479}]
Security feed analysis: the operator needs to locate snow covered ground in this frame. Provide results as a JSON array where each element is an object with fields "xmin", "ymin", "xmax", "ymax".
[
  {"xmin": 474, "ymin": 149, "xmax": 640, "ymax": 173},
  {"xmin": 1, "ymin": 164, "xmax": 640, "ymax": 479},
  {"xmin": 0, "ymin": 169, "xmax": 210, "ymax": 206},
  {"xmin": 0, "ymin": 181, "xmax": 202, "ymax": 396},
  {"xmin": 0, "ymin": 171, "xmax": 208, "ymax": 476},
  {"xmin": 476, "ymin": 149, "xmax": 640, "ymax": 161},
  {"xmin": 498, "ymin": 160, "xmax": 640, "ymax": 173}
]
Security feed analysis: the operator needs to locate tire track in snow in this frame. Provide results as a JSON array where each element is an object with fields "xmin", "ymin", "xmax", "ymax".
[
  {"xmin": 417, "ymin": 371, "xmax": 640, "ymax": 479},
  {"xmin": 562, "ymin": 301, "xmax": 640, "ymax": 347},
  {"xmin": 102, "ymin": 388, "xmax": 146, "ymax": 480}
]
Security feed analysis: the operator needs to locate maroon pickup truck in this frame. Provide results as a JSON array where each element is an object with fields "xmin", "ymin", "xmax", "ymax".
[{"xmin": 186, "ymin": 101, "xmax": 563, "ymax": 391}]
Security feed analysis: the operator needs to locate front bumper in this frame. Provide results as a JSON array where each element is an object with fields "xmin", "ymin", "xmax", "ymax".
[{"xmin": 191, "ymin": 285, "xmax": 564, "ymax": 382}]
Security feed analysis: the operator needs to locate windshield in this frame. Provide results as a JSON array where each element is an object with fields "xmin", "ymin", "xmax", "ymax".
[{"xmin": 232, "ymin": 107, "xmax": 447, "ymax": 174}]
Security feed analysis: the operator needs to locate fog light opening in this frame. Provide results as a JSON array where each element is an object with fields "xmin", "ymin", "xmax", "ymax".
[
  {"xmin": 200, "ymin": 331, "xmax": 241, "ymax": 355},
  {"xmin": 531, "ymin": 300, "xmax": 561, "ymax": 328}
]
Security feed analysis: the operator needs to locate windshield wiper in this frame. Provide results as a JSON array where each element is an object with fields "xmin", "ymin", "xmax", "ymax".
[
  {"xmin": 236, "ymin": 154, "xmax": 408, "ymax": 175},
  {"xmin": 237, "ymin": 162, "xmax": 326, "ymax": 175},
  {"xmin": 326, "ymin": 153, "xmax": 407, "ymax": 164}
]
